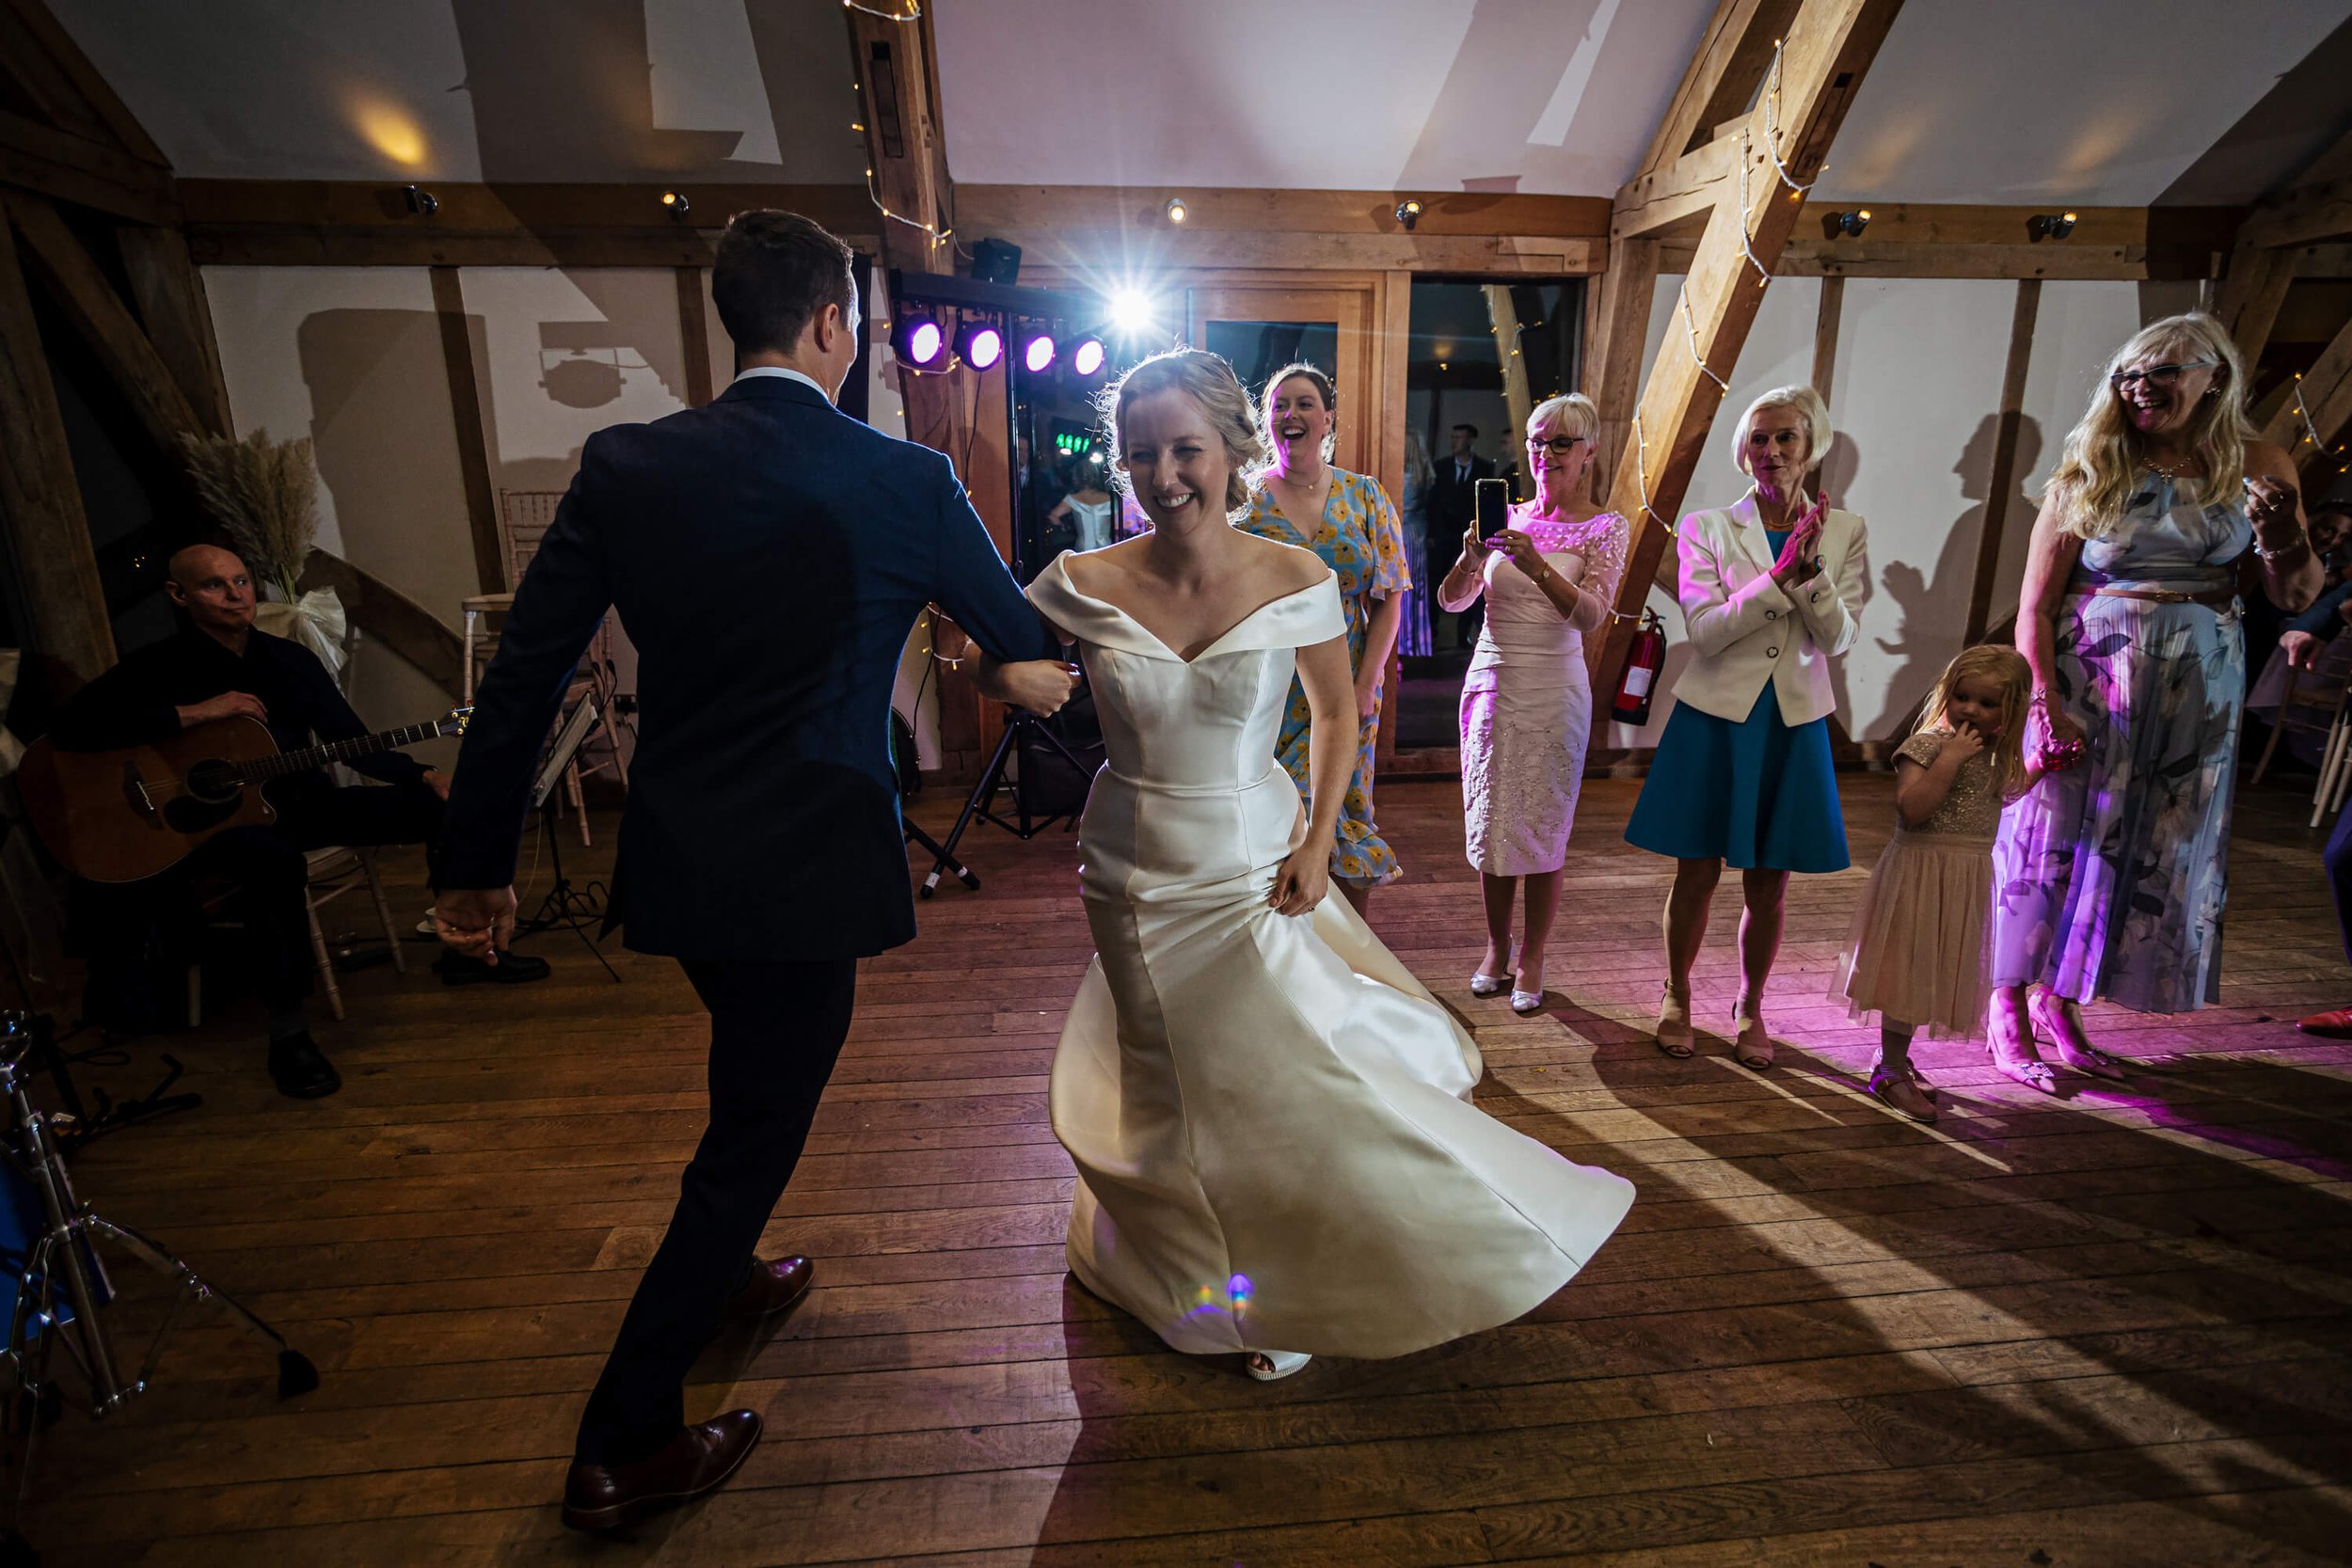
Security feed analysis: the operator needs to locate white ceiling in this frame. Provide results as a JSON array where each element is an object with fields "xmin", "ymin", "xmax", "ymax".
[{"xmin": 44, "ymin": 0, "xmax": 2352, "ymax": 201}]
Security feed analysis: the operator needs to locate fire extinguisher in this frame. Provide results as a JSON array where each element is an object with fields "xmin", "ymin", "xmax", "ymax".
[{"xmin": 1612, "ymin": 609, "xmax": 1667, "ymax": 725}]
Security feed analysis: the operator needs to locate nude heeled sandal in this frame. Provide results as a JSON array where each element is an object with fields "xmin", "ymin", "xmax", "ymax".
[{"xmin": 1654, "ymin": 985, "xmax": 1694, "ymax": 1058}]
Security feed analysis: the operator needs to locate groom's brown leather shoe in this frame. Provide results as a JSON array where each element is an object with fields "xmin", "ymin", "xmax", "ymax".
[
  {"xmin": 727, "ymin": 1255, "xmax": 814, "ymax": 1323},
  {"xmin": 560, "ymin": 1410, "xmax": 762, "ymax": 1532}
]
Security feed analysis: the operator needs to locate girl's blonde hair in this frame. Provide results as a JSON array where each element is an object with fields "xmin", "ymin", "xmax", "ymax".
[
  {"xmin": 2045, "ymin": 311, "xmax": 2253, "ymax": 540},
  {"xmin": 1260, "ymin": 361, "xmax": 1339, "ymax": 464},
  {"xmin": 1100, "ymin": 347, "xmax": 1268, "ymax": 516},
  {"xmin": 1915, "ymin": 643, "xmax": 2033, "ymax": 800}
]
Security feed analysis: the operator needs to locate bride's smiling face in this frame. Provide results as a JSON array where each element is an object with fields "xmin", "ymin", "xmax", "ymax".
[{"xmin": 1120, "ymin": 388, "xmax": 1230, "ymax": 531}]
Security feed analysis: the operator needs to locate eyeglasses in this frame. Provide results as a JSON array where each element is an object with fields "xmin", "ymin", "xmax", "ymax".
[
  {"xmin": 2108, "ymin": 359, "xmax": 2216, "ymax": 392},
  {"xmin": 1525, "ymin": 435, "xmax": 1587, "ymax": 454}
]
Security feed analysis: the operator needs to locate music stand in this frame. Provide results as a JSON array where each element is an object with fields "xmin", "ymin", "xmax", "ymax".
[{"xmin": 517, "ymin": 698, "xmax": 618, "ymax": 981}]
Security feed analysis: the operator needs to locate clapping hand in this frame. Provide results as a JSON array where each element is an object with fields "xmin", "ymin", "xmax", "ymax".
[{"xmin": 1771, "ymin": 493, "xmax": 1830, "ymax": 590}]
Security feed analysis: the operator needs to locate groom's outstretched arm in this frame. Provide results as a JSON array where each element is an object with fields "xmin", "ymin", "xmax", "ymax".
[
  {"xmin": 436, "ymin": 450, "xmax": 614, "ymax": 946},
  {"xmin": 930, "ymin": 464, "xmax": 1057, "ymax": 664}
]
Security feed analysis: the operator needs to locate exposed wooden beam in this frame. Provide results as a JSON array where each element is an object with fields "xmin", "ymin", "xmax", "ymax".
[
  {"xmin": 1583, "ymin": 235, "xmax": 1658, "ymax": 506},
  {"xmin": 7, "ymin": 193, "xmax": 201, "ymax": 457},
  {"xmin": 2217, "ymin": 241, "xmax": 2296, "ymax": 360},
  {"xmin": 1613, "ymin": 134, "xmax": 1742, "ymax": 241},
  {"xmin": 0, "ymin": 0, "xmax": 167, "ymax": 166},
  {"xmin": 427, "ymin": 266, "xmax": 506, "ymax": 596},
  {"xmin": 1811, "ymin": 275, "xmax": 1843, "ymax": 407},
  {"xmin": 2263, "ymin": 311, "xmax": 2352, "ymax": 477},
  {"xmin": 179, "ymin": 179, "xmax": 876, "ymax": 267},
  {"xmin": 115, "ymin": 224, "xmax": 230, "ymax": 435},
  {"xmin": 675, "ymin": 264, "xmax": 714, "ymax": 407},
  {"xmin": 2240, "ymin": 178, "xmax": 2352, "ymax": 251},
  {"xmin": 1638, "ymin": 0, "xmax": 1803, "ymax": 175},
  {"xmin": 0, "ymin": 108, "xmax": 177, "ymax": 226},
  {"xmin": 0, "ymin": 206, "xmax": 113, "ymax": 691},
  {"xmin": 297, "ymin": 548, "xmax": 464, "ymax": 697},
  {"xmin": 957, "ymin": 184, "xmax": 1610, "ymax": 238},
  {"xmin": 1592, "ymin": 0, "xmax": 1905, "ymax": 696},
  {"xmin": 963, "ymin": 226, "xmax": 1601, "ymax": 277},
  {"xmin": 1964, "ymin": 279, "xmax": 2042, "ymax": 643}
]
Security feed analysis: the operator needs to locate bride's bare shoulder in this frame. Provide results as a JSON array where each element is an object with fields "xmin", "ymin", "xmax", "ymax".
[
  {"xmin": 1059, "ymin": 536, "xmax": 1148, "ymax": 594},
  {"xmin": 1232, "ymin": 532, "xmax": 1333, "ymax": 594}
]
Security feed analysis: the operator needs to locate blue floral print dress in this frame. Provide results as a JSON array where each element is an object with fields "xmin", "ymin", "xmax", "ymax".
[
  {"xmin": 1991, "ymin": 475, "xmax": 2250, "ymax": 1013},
  {"xmin": 1238, "ymin": 468, "xmax": 1411, "ymax": 888}
]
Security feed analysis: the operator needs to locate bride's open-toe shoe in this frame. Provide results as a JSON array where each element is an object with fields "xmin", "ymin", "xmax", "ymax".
[
  {"xmin": 1245, "ymin": 1350, "xmax": 1311, "ymax": 1382},
  {"xmin": 1654, "ymin": 984, "xmax": 1695, "ymax": 1058},
  {"xmin": 2026, "ymin": 989, "xmax": 2128, "ymax": 1081},
  {"xmin": 1732, "ymin": 993, "xmax": 1774, "ymax": 1071}
]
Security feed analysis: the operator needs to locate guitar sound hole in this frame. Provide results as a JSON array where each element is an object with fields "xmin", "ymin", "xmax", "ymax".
[{"xmin": 184, "ymin": 759, "xmax": 241, "ymax": 802}]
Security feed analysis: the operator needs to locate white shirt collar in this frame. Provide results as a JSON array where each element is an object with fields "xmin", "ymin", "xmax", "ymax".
[{"xmin": 732, "ymin": 366, "xmax": 832, "ymax": 401}]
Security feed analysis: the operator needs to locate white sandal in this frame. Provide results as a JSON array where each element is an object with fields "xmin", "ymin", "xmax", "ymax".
[
  {"xmin": 1246, "ymin": 1350, "xmax": 1311, "ymax": 1381},
  {"xmin": 1470, "ymin": 943, "xmax": 1516, "ymax": 998}
]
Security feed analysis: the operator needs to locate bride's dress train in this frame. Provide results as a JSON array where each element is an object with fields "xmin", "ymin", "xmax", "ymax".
[{"xmin": 1028, "ymin": 555, "xmax": 1633, "ymax": 1360}]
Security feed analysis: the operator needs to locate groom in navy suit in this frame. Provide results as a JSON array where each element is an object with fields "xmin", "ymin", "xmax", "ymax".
[{"xmin": 433, "ymin": 211, "xmax": 1075, "ymax": 1530}]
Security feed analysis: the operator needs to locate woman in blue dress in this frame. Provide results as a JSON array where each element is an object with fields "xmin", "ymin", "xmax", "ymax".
[
  {"xmin": 1989, "ymin": 313, "xmax": 2317, "ymax": 1090},
  {"xmin": 1624, "ymin": 386, "xmax": 1867, "ymax": 1069},
  {"xmin": 1238, "ymin": 363, "xmax": 1410, "ymax": 913}
]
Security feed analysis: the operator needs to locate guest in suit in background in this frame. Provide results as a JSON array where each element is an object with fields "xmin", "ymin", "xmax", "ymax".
[
  {"xmin": 432, "ymin": 210, "xmax": 1078, "ymax": 1532},
  {"xmin": 1428, "ymin": 423, "xmax": 1496, "ymax": 647},
  {"xmin": 1623, "ymin": 385, "xmax": 1867, "ymax": 1072}
]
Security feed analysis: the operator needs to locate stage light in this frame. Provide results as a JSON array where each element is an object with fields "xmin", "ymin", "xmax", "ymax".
[
  {"xmin": 1108, "ymin": 290, "xmax": 1155, "ymax": 336},
  {"xmin": 400, "ymin": 183, "xmax": 437, "ymax": 216},
  {"xmin": 660, "ymin": 190, "xmax": 690, "ymax": 221},
  {"xmin": 1394, "ymin": 199, "xmax": 1422, "ymax": 231},
  {"xmin": 955, "ymin": 319, "xmax": 1005, "ymax": 371},
  {"xmin": 2028, "ymin": 211, "xmax": 2077, "ymax": 240},
  {"xmin": 1826, "ymin": 208, "xmax": 1869, "ymax": 237},
  {"xmin": 1022, "ymin": 331, "xmax": 1057, "ymax": 373},
  {"xmin": 1071, "ymin": 337, "xmax": 1106, "ymax": 377},
  {"xmin": 1164, "ymin": 196, "xmax": 1188, "ymax": 224},
  {"xmin": 892, "ymin": 313, "xmax": 946, "ymax": 369}
]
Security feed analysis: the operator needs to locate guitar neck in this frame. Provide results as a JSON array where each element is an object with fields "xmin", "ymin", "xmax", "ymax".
[{"xmin": 234, "ymin": 721, "xmax": 445, "ymax": 784}]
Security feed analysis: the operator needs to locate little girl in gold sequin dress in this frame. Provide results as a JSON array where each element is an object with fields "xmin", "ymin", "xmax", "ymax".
[{"xmin": 1831, "ymin": 645, "xmax": 2041, "ymax": 1123}]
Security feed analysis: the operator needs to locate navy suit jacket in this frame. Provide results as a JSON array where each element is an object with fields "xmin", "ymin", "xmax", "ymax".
[{"xmin": 437, "ymin": 373, "xmax": 1057, "ymax": 960}]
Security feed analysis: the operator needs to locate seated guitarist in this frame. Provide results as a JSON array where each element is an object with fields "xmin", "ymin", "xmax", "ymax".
[{"xmin": 50, "ymin": 542, "xmax": 548, "ymax": 1099}]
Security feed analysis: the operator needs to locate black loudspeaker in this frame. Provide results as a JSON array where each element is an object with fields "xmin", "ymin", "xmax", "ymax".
[{"xmin": 970, "ymin": 238, "xmax": 1022, "ymax": 285}]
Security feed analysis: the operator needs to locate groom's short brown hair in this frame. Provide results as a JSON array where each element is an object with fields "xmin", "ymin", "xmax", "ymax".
[{"xmin": 712, "ymin": 211, "xmax": 855, "ymax": 357}]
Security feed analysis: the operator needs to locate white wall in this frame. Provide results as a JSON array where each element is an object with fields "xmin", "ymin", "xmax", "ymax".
[{"xmin": 1604, "ymin": 272, "xmax": 2164, "ymax": 750}]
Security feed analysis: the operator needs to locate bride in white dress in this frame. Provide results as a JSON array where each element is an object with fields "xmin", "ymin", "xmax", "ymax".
[{"xmin": 1016, "ymin": 349, "xmax": 1634, "ymax": 1379}]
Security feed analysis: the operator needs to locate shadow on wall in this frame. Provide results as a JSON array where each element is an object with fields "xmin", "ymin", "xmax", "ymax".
[
  {"xmin": 1867, "ymin": 413, "xmax": 2044, "ymax": 739},
  {"xmin": 1817, "ymin": 433, "xmax": 1867, "ymax": 735}
]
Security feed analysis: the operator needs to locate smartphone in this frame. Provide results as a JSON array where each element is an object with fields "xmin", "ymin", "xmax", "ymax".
[{"xmin": 1475, "ymin": 477, "xmax": 1510, "ymax": 541}]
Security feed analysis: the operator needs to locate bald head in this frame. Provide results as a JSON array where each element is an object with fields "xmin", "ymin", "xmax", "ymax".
[{"xmin": 167, "ymin": 544, "xmax": 257, "ymax": 644}]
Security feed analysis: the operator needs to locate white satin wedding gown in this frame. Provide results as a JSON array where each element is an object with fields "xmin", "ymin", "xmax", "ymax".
[{"xmin": 1027, "ymin": 553, "xmax": 1635, "ymax": 1361}]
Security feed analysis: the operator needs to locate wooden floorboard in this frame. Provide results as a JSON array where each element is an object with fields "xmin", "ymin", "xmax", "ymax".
[{"xmin": 19, "ymin": 774, "xmax": 2352, "ymax": 1564}]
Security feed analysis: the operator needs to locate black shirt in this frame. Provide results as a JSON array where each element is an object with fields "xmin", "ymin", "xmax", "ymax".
[{"xmin": 50, "ymin": 623, "xmax": 428, "ymax": 787}]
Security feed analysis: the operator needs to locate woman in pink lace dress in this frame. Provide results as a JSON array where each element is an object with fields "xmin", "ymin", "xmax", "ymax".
[{"xmin": 1438, "ymin": 393, "xmax": 1629, "ymax": 1013}]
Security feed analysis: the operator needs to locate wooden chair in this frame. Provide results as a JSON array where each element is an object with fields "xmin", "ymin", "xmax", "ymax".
[
  {"xmin": 186, "ymin": 847, "xmax": 406, "ymax": 1026},
  {"xmin": 2248, "ymin": 631, "xmax": 2352, "ymax": 826}
]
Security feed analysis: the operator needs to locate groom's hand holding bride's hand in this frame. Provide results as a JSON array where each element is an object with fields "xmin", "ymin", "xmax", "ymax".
[{"xmin": 1268, "ymin": 835, "xmax": 1331, "ymax": 918}]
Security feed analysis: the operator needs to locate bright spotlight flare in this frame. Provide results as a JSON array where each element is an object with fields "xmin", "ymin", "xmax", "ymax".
[{"xmin": 1107, "ymin": 289, "xmax": 1155, "ymax": 336}]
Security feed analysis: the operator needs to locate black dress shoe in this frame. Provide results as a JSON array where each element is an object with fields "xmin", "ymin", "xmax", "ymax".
[
  {"xmin": 434, "ymin": 949, "xmax": 552, "ymax": 986},
  {"xmin": 561, "ymin": 1410, "xmax": 762, "ymax": 1532},
  {"xmin": 266, "ymin": 1033, "xmax": 342, "ymax": 1099},
  {"xmin": 726, "ymin": 1256, "xmax": 814, "ymax": 1323}
]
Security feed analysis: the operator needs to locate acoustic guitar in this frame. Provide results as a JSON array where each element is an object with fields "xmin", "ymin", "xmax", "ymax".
[{"xmin": 15, "ymin": 707, "xmax": 470, "ymax": 883}]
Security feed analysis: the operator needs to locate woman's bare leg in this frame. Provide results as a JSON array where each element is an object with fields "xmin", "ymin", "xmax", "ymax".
[
  {"xmin": 1517, "ymin": 868, "xmax": 1564, "ymax": 995},
  {"xmin": 1478, "ymin": 873, "xmax": 1516, "ymax": 978}
]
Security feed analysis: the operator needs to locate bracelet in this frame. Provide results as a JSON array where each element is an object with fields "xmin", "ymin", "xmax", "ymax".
[{"xmin": 2255, "ymin": 529, "xmax": 2309, "ymax": 563}]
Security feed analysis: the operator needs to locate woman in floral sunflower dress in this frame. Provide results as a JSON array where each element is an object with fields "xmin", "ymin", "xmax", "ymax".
[{"xmin": 1239, "ymin": 363, "xmax": 1408, "ymax": 912}]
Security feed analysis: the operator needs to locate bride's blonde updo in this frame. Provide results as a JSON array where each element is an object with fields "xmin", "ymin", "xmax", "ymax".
[{"xmin": 1099, "ymin": 347, "xmax": 1268, "ymax": 517}]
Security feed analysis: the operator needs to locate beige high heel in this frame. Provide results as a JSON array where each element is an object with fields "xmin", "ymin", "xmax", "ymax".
[
  {"xmin": 1654, "ymin": 983, "xmax": 1694, "ymax": 1058},
  {"xmin": 2026, "ymin": 988, "xmax": 2128, "ymax": 1080},
  {"xmin": 1987, "ymin": 1004, "xmax": 2058, "ymax": 1094},
  {"xmin": 1732, "ymin": 992, "xmax": 1774, "ymax": 1071}
]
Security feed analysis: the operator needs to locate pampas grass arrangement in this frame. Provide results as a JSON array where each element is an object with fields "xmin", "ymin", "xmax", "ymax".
[{"xmin": 178, "ymin": 428, "xmax": 318, "ymax": 601}]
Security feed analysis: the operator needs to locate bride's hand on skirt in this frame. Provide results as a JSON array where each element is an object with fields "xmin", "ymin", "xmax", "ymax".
[{"xmin": 1268, "ymin": 841, "xmax": 1330, "ymax": 917}]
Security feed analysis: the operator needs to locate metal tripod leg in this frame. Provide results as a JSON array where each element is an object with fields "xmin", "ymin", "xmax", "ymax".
[
  {"xmin": 905, "ymin": 821, "xmax": 977, "ymax": 895},
  {"xmin": 920, "ymin": 720, "xmax": 1020, "ymax": 898}
]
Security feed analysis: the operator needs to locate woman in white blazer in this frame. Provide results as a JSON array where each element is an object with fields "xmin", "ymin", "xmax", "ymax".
[{"xmin": 1623, "ymin": 385, "xmax": 1867, "ymax": 1069}]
